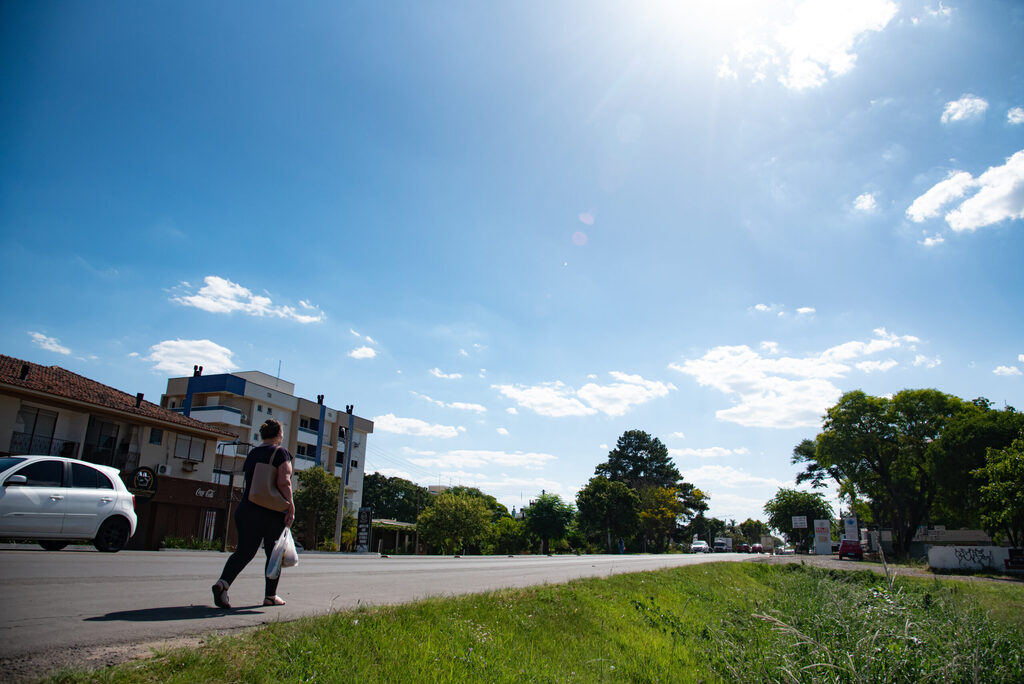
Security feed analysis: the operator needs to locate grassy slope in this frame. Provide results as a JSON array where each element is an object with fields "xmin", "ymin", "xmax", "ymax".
[{"xmin": 49, "ymin": 563, "xmax": 1024, "ymax": 683}]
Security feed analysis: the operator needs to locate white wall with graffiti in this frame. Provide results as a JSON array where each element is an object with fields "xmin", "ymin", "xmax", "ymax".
[{"xmin": 927, "ymin": 545, "xmax": 1023, "ymax": 574}]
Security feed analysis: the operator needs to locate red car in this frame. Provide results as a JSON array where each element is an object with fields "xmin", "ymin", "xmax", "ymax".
[
  {"xmin": 736, "ymin": 543, "xmax": 751, "ymax": 553},
  {"xmin": 838, "ymin": 539, "xmax": 863, "ymax": 560},
  {"xmin": 750, "ymin": 543, "xmax": 764, "ymax": 554}
]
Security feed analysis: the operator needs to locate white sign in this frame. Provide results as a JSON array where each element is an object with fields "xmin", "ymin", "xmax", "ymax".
[
  {"xmin": 814, "ymin": 519, "xmax": 832, "ymax": 555},
  {"xmin": 792, "ymin": 516, "xmax": 807, "ymax": 529},
  {"xmin": 843, "ymin": 517, "xmax": 858, "ymax": 540}
]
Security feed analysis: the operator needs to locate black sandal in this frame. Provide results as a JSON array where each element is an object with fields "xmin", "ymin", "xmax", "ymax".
[{"xmin": 212, "ymin": 581, "xmax": 231, "ymax": 609}]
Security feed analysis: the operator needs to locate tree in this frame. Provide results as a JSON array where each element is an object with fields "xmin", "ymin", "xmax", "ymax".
[
  {"xmin": 932, "ymin": 401, "xmax": 1024, "ymax": 529},
  {"xmin": 738, "ymin": 518, "xmax": 770, "ymax": 544},
  {"xmin": 524, "ymin": 493, "xmax": 574, "ymax": 554},
  {"xmin": 293, "ymin": 466, "xmax": 340, "ymax": 548},
  {"xmin": 448, "ymin": 485, "xmax": 511, "ymax": 522},
  {"xmin": 595, "ymin": 430, "xmax": 682, "ymax": 490},
  {"xmin": 763, "ymin": 488, "xmax": 834, "ymax": 550},
  {"xmin": 361, "ymin": 472, "xmax": 430, "ymax": 522},
  {"xmin": 638, "ymin": 486, "xmax": 686, "ymax": 552},
  {"xmin": 415, "ymin": 492, "xmax": 491, "ymax": 554},
  {"xmin": 812, "ymin": 389, "xmax": 968, "ymax": 558},
  {"xmin": 575, "ymin": 476, "xmax": 640, "ymax": 552},
  {"xmin": 489, "ymin": 516, "xmax": 530, "ymax": 555},
  {"xmin": 974, "ymin": 436, "xmax": 1024, "ymax": 548}
]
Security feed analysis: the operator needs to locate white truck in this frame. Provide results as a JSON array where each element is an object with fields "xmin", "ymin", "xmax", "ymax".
[{"xmin": 713, "ymin": 537, "xmax": 732, "ymax": 552}]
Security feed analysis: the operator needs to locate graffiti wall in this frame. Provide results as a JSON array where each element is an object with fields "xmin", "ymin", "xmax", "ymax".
[{"xmin": 927, "ymin": 545, "xmax": 1023, "ymax": 574}]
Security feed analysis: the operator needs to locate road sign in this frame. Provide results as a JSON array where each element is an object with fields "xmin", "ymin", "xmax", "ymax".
[{"xmin": 792, "ymin": 515, "xmax": 807, "ymax": 529}]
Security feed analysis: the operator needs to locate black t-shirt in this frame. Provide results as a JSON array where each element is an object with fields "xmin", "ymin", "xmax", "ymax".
[{"xmin": 241, "ymin": 444, "xmax": 293, "ymax": 503}]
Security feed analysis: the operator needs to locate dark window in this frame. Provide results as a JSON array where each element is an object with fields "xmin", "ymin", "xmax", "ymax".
[
  {"xmin": 0, "ymin": 457, "xmax": 27, "ymax": 472},
  {"xmin": 149, "ymin": 428, "xmax": 163, "ymax": 445},
  {"xmin": 170, "ymin": 400, "xmax": 176, "ymax": 409},
  {"xmin": 266, "ymin": 407, "xmax": 272, "ymax": 415},
  {"xmin": 350, "ymin": 460, "xmax": 358, "ymax": 469},
  {"xmin": 12, "ymin": 460, "xmax": 64, "ymax": 487},
  {"xmin": 71, "ymin": 462, "xmax": 113, "ymax": 489},
  {"xmin": 257, "ymin": 404, "xmax": 263, "ymax": 412},
  {"xmin": 300, "ymin": 417, "xmax": 309, "ymax": 429},
  {"xmin": 174, "ymin": 435, "xmax": 206, "ymax": 461}
]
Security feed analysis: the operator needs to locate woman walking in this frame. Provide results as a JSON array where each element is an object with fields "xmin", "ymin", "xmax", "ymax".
[{"xmin": 212, "ymin": 418, "xmax": 295, "ymax": 608}]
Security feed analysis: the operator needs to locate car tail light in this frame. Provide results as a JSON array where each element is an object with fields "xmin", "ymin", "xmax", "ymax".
[{"xmin": 132, "ymin": 495, "xmax": 136, "ymax": 510}]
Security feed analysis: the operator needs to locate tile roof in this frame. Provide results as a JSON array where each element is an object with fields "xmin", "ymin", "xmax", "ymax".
[{"xmin": 0, "ymin": 354, "xmax": 234, "ymax": 438}]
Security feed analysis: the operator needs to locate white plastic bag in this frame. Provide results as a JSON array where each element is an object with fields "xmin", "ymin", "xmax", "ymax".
[
  {"xmin": 267, "ymin": 527, "xmax": 295, "ymax": 579},
  {"xmin": 282, "ymin": 528, "xmax": 299, "ymax": 568}
]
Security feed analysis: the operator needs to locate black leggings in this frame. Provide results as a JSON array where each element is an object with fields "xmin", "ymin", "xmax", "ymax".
[{"xmin": 218, "ymin": 503, "xmax": 286, "ymax": 597}]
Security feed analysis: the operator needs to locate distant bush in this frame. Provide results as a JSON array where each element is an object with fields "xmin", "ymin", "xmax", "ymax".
[{"xmin": 161, "ymin": 536, "xmax": 220, "ymax": 551}]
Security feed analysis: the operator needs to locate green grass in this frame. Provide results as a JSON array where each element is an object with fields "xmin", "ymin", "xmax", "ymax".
[{"xmin": 47, "ymin": 563, "xmax": 1024, "ymax": 683}]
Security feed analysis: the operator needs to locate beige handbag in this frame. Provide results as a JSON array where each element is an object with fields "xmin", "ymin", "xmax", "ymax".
[{"xmin": 247, "ymin": 447, "xmax": 290, "ymax": 512}]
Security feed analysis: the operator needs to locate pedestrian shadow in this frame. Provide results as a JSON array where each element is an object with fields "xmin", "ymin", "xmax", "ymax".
[{"xmin": 85, "ymin": 605, "xmax": 264, "ymax": 622}]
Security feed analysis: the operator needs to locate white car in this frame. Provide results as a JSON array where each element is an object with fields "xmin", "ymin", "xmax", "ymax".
[
  {"xmin": 0, "ymin": 456, "xmax": 138, "ymax": 552},
  {"xmin": 690, "ymin": 540, "xmax": 711, "ymax": 553}
]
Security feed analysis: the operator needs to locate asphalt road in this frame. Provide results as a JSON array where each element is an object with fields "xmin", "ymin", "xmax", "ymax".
[{"xmin": 0, "ymin": 546, "xmax": 749, "ymax": 679}]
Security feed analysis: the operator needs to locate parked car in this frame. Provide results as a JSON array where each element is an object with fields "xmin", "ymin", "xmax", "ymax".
[
  {"xmin": 837, "ymin": 539, "xmax": 863, "ymax": 561},
  {"xmin": 690, "ymin": 540, "xmax": 710, "ymax": 553},
  {"xmin": 750, "ymin": 543, "xmax": 764, "ymax": 554},
  {"xmin": 777, "ymin": 545, "xmax": 795, "ymax": 555},
  {"xmin": 736, "ymin": 542, "xmax": 751, "ymax": 553},
  {"xmin": 0, "ymin": 456, "xmax": 137, "ymax": 552}
]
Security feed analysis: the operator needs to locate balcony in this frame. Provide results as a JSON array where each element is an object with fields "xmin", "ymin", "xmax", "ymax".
[
  {"xmin": 296, "ymin": 427, "xmax": 319, "ymax": 445},
  {"xmin": 173, "ymin": 405, "xmax": 244, "ymax": 427},
  {"xmin": 9, "ymin": 432, "xmax": 80, "ymax": 458}
]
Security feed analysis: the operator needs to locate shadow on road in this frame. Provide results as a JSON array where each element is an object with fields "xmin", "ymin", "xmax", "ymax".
[{"xmin": 85, "ymin": 605, "xmax": 264, "ymax": 622}]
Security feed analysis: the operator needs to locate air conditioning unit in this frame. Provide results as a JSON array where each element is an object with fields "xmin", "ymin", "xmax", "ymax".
[
  {"xmin": 156, "ymin": 464, "xmax": 170, "ymax": 475},
  {"xmin": 182, "ymin": 461, "xmax": 197, "ymax": 473}
]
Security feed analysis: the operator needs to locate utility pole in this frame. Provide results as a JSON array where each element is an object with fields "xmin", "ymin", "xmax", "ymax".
[{"xmin": 333, "ymin": 404, "xmax": 355, "ymax": 548}]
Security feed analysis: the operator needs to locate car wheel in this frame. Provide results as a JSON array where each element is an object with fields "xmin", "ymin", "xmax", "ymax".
[
  {"xmin": 39, "ymin": 540, "xmax": 69, "ymax": 551},
  {"xmin": 94, "ymin": 517, "xmax": 131, "ymax": 553}
]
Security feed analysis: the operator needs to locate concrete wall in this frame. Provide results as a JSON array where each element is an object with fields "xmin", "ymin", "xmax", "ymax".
[{"xmin": 928, "ymin": 545, "xmax": 1022, "ymax": 574}]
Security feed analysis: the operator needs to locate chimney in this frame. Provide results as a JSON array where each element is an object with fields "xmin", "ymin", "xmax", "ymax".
[
  {"xmin": 135, "ymin": 392, "xmax": 144, "ymax": 408},
  {"xmin": 19, "ymin": 364, "xmax": 30, "ymax": 380}
]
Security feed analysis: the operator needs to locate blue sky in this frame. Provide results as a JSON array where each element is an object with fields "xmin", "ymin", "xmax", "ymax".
[{"xmin": 3, "ymin": 1, "xmax": 1023, "ymax": 523}]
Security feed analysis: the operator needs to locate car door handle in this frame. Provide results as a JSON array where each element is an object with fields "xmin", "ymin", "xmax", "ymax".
[
  {"xmin": 50, "ymin": 495, "xmax": 64, "ymax": 501},
  {"xmin": 100, "ymin": 497, "xmax": 114, "ymax": 503}
]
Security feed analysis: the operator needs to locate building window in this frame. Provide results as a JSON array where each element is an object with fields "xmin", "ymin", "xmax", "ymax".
[
  {"xmin": 257, "ymin": 404, "xmax": 263, "ymax": 413},
  {"xmin": 174, "ymin": 435, "xmax": 206, "ymax": 462},
  {"xmin": 212, "ymin": 469, "xmax": 232, "ymax": 486},
  {"xmin": 295, "ymin": 444, "xmax": 315, "ymax": 460},
  {"xmin": 13, "ymin": 406, "xmax": 58, "ymax": 454},
  {"xmin": 170, "ymin": 400, "xmax": 176, "ymax": 409},
  {"xmin": 350, "ymin": 460, "xmax": 358, "ymax": 469},
  {"xmin": 149, "ymin": 428, "xmax": 163, "ymax": 446},
  {"xmin": 266, "ymin": 407, "xmax": 272, "ymax": 415}
]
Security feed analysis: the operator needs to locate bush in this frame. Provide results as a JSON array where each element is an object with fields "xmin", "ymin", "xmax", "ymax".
[{"xmin": 161, "ymin": 536, "xmax": 220, "ymax": 551}]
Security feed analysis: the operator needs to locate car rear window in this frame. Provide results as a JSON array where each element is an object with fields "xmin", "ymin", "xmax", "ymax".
[{"xmin": 71, "ymin": 462, "xmax": 114, "ymax": 489}]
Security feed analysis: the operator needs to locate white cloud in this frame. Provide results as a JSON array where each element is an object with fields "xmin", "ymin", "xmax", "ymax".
[
  {"xmin": 919, "ymin": 233, "xmax": 945, "ymax": 247},
  {"xmin": 28, "ymin": 331, "xmax": 71, "ymax": 355},
  {"xmin": 348, "ymin": 346, "xmax": 377, "ymax": 360},
  {"xmin": 1009, "ymin": 108, "xmax": 1024, "ymax": 125},
  {"xmin": 496, "ymin": 428, "xmax": 509, "ymax": 436},
  {"xmin": 370, "ymin": 467, "xmax": 414, "ymax": 480},
  {"xmin": 408, "ymin": 449, "xmax": 556, "ymax": 471},
  {"xmin": 459, "ymin": 349, "xmax": 469, "ymax": 357},
  {"xmin": 853, "ymin": 193, "xmax": 877, "ymax": 211},
  {"xmin": 414, "ymin": 393, "xmax": 487, "ymax": 414},
  {"xmin": 506, "ymin": 407, "xmax": 518, "ymax": 415},
  {"xmin": 494, "ymin": 372, "xmax": 674, "ymax": 418},
  {"xmin": 669, "ymin": 431, "xmax": 686, "ymax": 439},
  {"xmin": 906, "ymin": 171, "xmax": 976, "ymax": 222},
  {"xmin": 796, "ymin": 307, "xmax": 816, "ymax": 316},
  {"xmin": 686, "ymin": 464, "xmax": 787, "ymax": 489},
  {"xmin": 753, "ymin": 303, "xmax": 773, "ymax": 312},
  {"xmin": 670, "ymin": 329, "xmax": 922, "ymax": 428},
  {"xmin": 576, "ymin": 372, "xmax": 676, "ymax": 418},
  {"xmin": 492, "ymin": 381, "xmax": 597, "ymax": 417},
  {"xmin": 760, "ymin": 341, "xmax": 780, "ymax": 354},
  {"xmin": 430, "ymin": 368, "xmax": 463, "ymax": 380},
  {"xmin": 722, "ymin": 0, "xmax": 897, "ymax": 90},
  {"xmin": 913, "ymin": 354, "xmax": 942, "ymax": 368},
  {"xmin": 855, "ymin": 359, "xmax": 899, "ymax": 373},
  {"xmin": 173, "ymin": 276, "xmax": 325, "ymax": 323},
  {"xmin": 1019, "ymin": 354, "xmax": 1024, "ymax": 363},
  {"xmin": 670, "ymin": 447, "xmax": 750, "ymax": 460},
  {"xmin": 371, "ymin": 414, "xmax": 464, "ymax": 438},
  {"xmin": 144, "ymin": 339, "xmax": 236, "ymax": 375},
  {"xmin": 941, "ymin": 94, "xmax": 988, "ymax": 123},
  {"xmin": 994, "ymin": 366, "xmax": 1022, "ymax": 377},
  {"xmin": 909, "ymin": 151, "xmax": 1024, "ymax": 232}
]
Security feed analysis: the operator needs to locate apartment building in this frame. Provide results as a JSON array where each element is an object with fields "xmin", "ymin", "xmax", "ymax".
[
  {"xmin": 0, "ymin": 354, "xmax": 235, "ymax": 549},
  {"xmin": 161, "ymin": 368, "xmax": 373, "ymax": 518}
]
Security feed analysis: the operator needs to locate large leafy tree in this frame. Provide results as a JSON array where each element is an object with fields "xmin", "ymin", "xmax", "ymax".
[
  {"xmin": 813, "ymin": 389, "xmax": 968, "ymax": 558},
  {"xmin": 974, "ymin": 436, "xmax": 1024, "ymax": 548},
  {"xmin": 524, "ymin": 493, "xmax": 574, "ymax": 554},
  {"xmin": 415, "ymin": 491, "xmax": 491, "ymax": 555},
  {"xmin": 576, "ymin": 476, "xmax": 640, "ymax": 552},
  {"xmin": 763, "ymin": 488, "xmax": 834, "ymax": 549},
  {"xmin": 738, "ymin": 518, "xmax": 770, "ymax": 544},
  {"xmin": 638, "ymin": 486, "xmax": 685, "ymax": 552},
  {"xmin": 489, "ymin": 516, "xmax": 530, "ymax": 555},
  {"xmin": 595, "ymin": 430, "xmax": 682, "ymax": 490},
  {"xmin": 361, "ymin": 472, "xmax": 431, "ymax": 522},
  {"xmin": 932, "ymin": 400, "xmax": 1024, "ymax": 529},
  {"xmin": 448, "ymin": 485, "xmax": 511, "ymax": 522},
  {"xmin": 293, "ymin": 466, "xmax": 340, "ymax": 548}
]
